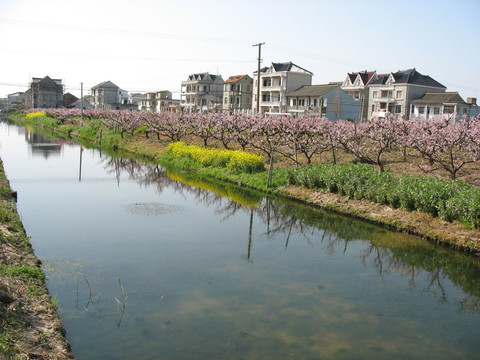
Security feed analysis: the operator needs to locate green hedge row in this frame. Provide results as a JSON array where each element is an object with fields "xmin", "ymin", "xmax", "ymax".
[{"xmin": 287, "ymin": 163, "xmax": 480, "ymax": 229}]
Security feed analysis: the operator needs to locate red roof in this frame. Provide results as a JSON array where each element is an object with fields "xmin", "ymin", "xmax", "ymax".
[{"xmin": 224, "ymin": 75, "xmax": 247, "ymax": 84}]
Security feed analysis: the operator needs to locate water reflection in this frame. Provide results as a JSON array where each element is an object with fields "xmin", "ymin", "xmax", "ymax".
[
  {"xmin": 25, "ymin": 128, "xmax": 63, "ymax": 158},
  {"xmin": 98, "ymin": 153, "xmax": 480, "ymax": 315}
]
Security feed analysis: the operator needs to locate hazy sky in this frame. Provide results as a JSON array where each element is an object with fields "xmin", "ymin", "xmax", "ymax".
[{"xmin": 1, "ymin": 0, "xmax": 479, "ymax": 100}]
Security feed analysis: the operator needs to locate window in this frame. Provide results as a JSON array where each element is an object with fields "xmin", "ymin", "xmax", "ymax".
[
  {"xmin": 396, "ymin": 91, "xmax": 403, "ymax": 99},
  {"xmin": 231, "ymin": 84, "xmax": 236, "ymax": 91},
  {"xmin": 434, "ymin": 107, "xmax": 440, "ymax": 115},
  {"xmin": 236, "ymin": 97, "xmax": 240, "ymax": 105},
  {"xmin": 419, "ymin": 107, "xmax": 425, "ymax": 114},
  {"xmin": 394, "ymin": 105, "xmax": 402, "ymax": 114},
  {"xmin": 263, "ymin": 79, "xmax": 272, "ymax": 87},
  {"xmin": 373, "ymin": 91, "xmax": 378, "ymax": 98},
  {"xmin": 262, "ymin": 94, "xmax": 270, "ymax": 102},
  {"xmin": 444, "ymin": 105, "xmax": 454, "ymax": 114},
  {"xmin": 224, "ymin": 97, "xmax": 228, "ymax": 104},
  {"xmin": 292, "ymin": 99, "xmax": 297, "ymax": 106}
]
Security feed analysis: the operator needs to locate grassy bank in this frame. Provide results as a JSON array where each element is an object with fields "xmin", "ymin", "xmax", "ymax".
[
  {"xmin": 0, "ymin": 158, "xmax": 74, "ymax": 359},
  {"xmin": 9, "ymin": 112, "xmax": 480, "ymax": 253}
]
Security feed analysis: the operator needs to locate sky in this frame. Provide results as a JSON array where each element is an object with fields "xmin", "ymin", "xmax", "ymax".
[{"xmin": 0, "ymin": 0, "xmax": 479, "ymax": 101}]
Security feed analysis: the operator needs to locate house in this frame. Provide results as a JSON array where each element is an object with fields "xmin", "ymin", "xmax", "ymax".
[
  {"xmin": 25, "ymin": 76, "xmax": 64, "ymax": 109},
  {"xmin": 341, "ymin": 70, "xmax": 378, "ymax": 119},
  {"xmin": 129, "ymin": 93, "xmax": 147, "ymax": 106},
  {"xmin": 222, "ymin": 75, "xmax": 253, "ymax": 113},
  {"xmin": 137, "ymin": 91, "xmax": 180, "ymax": 112},
  {"xmin": 138, "ymin": 92, "xmax": 157, "ymax": 112},
  {"xmin": 69, "ymin": 99, "xmax": 94, "ymax": 110},
  {"xmin": 181, "ymin": 72, "xmax": 224, "ymax": 112},
  {"xmin": 410, "ymin": 92, "xmax": 479, "ymax": 119},
  {"xmin": 7, "ymin": 92, "xmax": 26, "ymax": 106},
  {"xmin": 367, "ymin": 68, "xmax": 446, "ymax": 119},
  {"xmin": 154, "ymin": 91, "xmax": 179, "ymax": 112},
  {"xmin": 91, "ymin": 80, "xmax": 122, "ymax": 109},
  {"xmin": 63, "ymin": 92, "xmax": 78, "ymax": 108},
  {"xmin": 252, "ymin": 62, "xmax": 313, "ymax": 114},
  {"xmin": 286, "ymin": 84, "xmax": 361, "ymax": 121}
]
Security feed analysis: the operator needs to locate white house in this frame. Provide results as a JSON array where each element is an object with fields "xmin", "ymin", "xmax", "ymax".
[
  {"xmin": 181, "ymin": 72, "xmax": 224, "ymax": 112},
  {"xmin": 410, "ymin": 92, "xmax": 479, "ymax": 119},
  {"xmin": 367, "ymin": 68, "xmax": 446, "ymax": 119},
  {"xmin": 252, "ymin": 62, "xmax": 313, "ymax": 114}
]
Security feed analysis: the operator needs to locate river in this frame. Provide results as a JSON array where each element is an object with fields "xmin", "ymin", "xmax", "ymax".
[{"xmin": 1, "ymin": 120, "xmax": 479, "ymax": 359}]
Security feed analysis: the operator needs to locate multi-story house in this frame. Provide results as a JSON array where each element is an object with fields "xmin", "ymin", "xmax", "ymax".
[
  {"xmin": 367, "ymin": 68, "xmax": 446, "ymax": 119},
  {"xmin": 411, "ymin": 92, "xmax": 479, "ymax": 119},
  {"xmin": 154, "ymin": 91, "xmax": 180, "ymax": 112},
  {"xmin": 252, "ymin": 62, "xmax": 313, "ymax": 114},
  {"xmin": 286, "ymin": 83, "xmax": 361, "ymax": 121},
  {"xmin": 180, "ymin": 72, "xmax": 224, "ymax": 112},
  {"xmin": 138, "ymin": 92, "xmax": 157, "ymax": 112},
  {"xmin": 91, "ymin": 80, "xmax": 122, "ymax": 109},
  {"xmin": 222, "ymin": 75, "xmax": 253, "ymax": 113},
  {"xmin": 25, "ymin": 76, "xmax": 63, "ymax": 109},
  {"xmin": 341, "ymin": 70, "xmax": 378, "ymax": 119}
]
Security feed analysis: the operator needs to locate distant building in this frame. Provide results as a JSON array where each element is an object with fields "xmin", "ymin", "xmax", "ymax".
[
  {"xmin": 411, "ymin": 92, "xmax": 479, "ymax": 119},
  {"xmin": 63, "ymin": 92, "xmax": 78, "ymax": 108},
  {"xmin": 69, "ymin": 99, "xmax": 94, "ymax": 110},
  {"xmin": 341, "ymin": 70, "xmax": 378, "ymax": 120},
  {"xmin": 252, "ymin": 62, "xmax": 313, "ymax": 114},
  {"xmin": 25, "ymin": 76, "xmax": 64, "ymax": 109},
  {"xmin": 367, "ymin": 68, "xmax": 446, "ymax": 119},
  {"xmin": 287, "ymin": 84, "xmax": 361, "ymax": 121},
  {"xmin": 129, "ymin": 93, "xmax": 147, "ymax": 106},
  {"xmin": 7, "ymin": 92, "xmax": 26, "ymax": 105},
  {"xmin": 91, "ymin": 80, "xmax": 122, "ymax": 109},
  {"xmin": 222, "ymin": 75, "xmax": 253, "ymax": 113},
  {"xmin": 181, "ymin": 72, "xmax": 224, "ymax": 112}
]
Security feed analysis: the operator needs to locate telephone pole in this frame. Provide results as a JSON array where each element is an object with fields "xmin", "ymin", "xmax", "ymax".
[{"xmin": 252, "ymin": 42, "xmax": 265, "ymax": 114}]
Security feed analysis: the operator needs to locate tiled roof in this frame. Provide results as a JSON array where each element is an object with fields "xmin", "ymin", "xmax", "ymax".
[
  {"xmin": 92, "ymin": 80, "xmax": 119, "ymax": 89},
  {"xmin": 286, "ymin": 84, "xmax": 339, "ymax": 97},
  {"xmin": 224, "ymin": 75, "xmax": 248, "ymax": 84},
  {"xmin": 370, "ymin": 69, "xmax": 445, "ymax": 88},
  {"xmin": 348, "ymin": 70, "xmax": 376, "ymax": 85},
  {"xmin": 271, "ymin": 62, "xmax": 313, "ymax": 74},
  {"xmin": 411, "ymin": 92, "xmax": 466, "ymax": 105}
]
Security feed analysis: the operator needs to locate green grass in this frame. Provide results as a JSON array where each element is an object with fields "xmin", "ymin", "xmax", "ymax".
[{"xmin": 0, "ymin": 266, "xmax": 46, "ymax": 281}]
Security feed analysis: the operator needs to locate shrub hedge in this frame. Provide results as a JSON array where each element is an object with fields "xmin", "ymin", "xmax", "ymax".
[{"xmin": 287, "ymin": 163, "xmax": 480, "ymax": 229}]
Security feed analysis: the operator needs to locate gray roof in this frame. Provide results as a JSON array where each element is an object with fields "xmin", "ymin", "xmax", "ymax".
[
  {"xmin": 286, "ymin": 84, "xmax": 338, "ymax": 97},
  {"xmin": 411, "ymin": 92, "xmax": 466, "ymax": 105},
  {"xmin": 92, "ymin": 80, "xmax": 119, "ymax": 89},
  {"xmin": 370, "ymin": 68, "xmax": 446, "ymax": 88}
]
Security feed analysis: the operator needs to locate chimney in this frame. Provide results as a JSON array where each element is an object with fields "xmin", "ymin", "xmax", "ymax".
[{"xmin": 467, "ymin": 97, "xmax": 477, "ymax": 105}]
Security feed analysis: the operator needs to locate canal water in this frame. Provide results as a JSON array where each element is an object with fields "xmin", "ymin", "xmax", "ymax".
[{"xmin": 1, "ymin": 120, "xmax": 480, "ymax": 359}]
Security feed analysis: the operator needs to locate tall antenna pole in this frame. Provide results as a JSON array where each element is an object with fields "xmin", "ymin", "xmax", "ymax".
[{"xmin": 252, "ymin": 42, "xmax": 265, "ymax": 114}]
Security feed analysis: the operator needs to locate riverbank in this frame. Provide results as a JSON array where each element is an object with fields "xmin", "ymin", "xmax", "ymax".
[{"xmin": 0, "ymin": 158, "xmax": 74, "ymax": 359}]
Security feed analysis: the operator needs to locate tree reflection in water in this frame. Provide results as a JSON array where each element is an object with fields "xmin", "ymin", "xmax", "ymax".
[{"xmin": 99, "ymin": 153, "xmax": 480, "ymax": 315}]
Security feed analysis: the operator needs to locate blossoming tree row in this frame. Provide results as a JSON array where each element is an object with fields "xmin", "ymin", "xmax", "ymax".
[{"xmin": 28, "ymin": 108, "xmax": 480, "ymax": 179}]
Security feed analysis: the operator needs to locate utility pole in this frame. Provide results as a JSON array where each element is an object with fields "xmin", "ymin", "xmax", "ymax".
[
  {"xmin": 80, "ymin": 82, "xmax": 84, "ymax": 124},
  {"xmin": 252, "ymin": 42, "xmax": 265, "ymax": 114}
]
